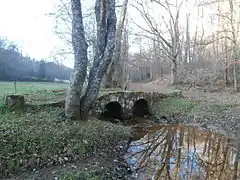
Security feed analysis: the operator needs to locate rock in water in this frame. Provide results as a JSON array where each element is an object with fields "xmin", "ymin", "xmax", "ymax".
[{"xmin": 6, "ymin": 95, "xmax": 25, "ymax": 112}]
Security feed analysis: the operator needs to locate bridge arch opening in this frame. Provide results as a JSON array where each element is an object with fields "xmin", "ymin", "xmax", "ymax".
[
  {"xmin": 101, "ymin": 101, "xmax": 123, "ymax": 120},
  {"xmin": 132, "ymin": 99, "xmax": 150, "ymax": 117}
]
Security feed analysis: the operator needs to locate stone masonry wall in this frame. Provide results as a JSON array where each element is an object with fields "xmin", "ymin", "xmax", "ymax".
[{"xmin": 90, "ymin": 91, "xmax": 177, "ymax": 118}]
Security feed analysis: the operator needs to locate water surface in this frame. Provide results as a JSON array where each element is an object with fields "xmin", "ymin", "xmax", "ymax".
[{"xmin": 125, "ymin": 123, "xmax": 239, "ymax": 180}]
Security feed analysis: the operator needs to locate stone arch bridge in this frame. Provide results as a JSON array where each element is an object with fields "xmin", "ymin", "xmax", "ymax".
[{"xmin": 90, "ymin": 90, "xmax": 182, "ymax": 120}]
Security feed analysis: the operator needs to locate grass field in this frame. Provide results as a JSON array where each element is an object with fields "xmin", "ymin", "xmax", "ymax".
[
  {"xmin": 0, "ymin": 81, "xmax": 127, "ymax": 105},
  {"xmin": 0, "ymin": 81, "xmax": 69, "ymax": 105}
]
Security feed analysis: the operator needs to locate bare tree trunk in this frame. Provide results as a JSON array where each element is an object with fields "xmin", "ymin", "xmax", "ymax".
[
  {"xmin": 122, "ymin": 23, "xmax": 129, "ymax": 88},
  {"xmin": 229, "ymin": 0, "xmax": 238, "ymax": 92},
  {"xmin": 160, "ymin": 67, "xmax": 163, "ymax": 80},
  {"xmin": 65, "ymin": 0, "xmax": 88, "ymax": 120},
  {"xmin": 171, "ymin": 59, "xmax": 177, "ymax": 85},
  {"xmin": 104, "ymin": 0, "xmax": 128, "ymax": 89},
  {"xmin": 184, "ymin": 14, "xmax": 190, "ymax": 64},
  {"xmin": 224, "ymin": 36, "xmax": 229, "ymax": 86},
  {"xmin": 233, "ymin": 49, "xmax": 237, "ymax": 92},
  {"xmin": 80, "ymin": 0, "xmax": 117, "ymax": 120},
  {"xmin": 65, "ymin": 0, "xmax": 117, "ymax": 120},
  {"xmin": 224, "ymin": 63, "xmax": 229, "ymax": 86}
]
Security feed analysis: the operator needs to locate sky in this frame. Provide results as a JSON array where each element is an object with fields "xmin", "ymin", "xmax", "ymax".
[
  {"xmin": 0, "ymin": 0, "xmax": 224, "ymax": 68},
  {"xmin": 0, "ymin": 0, "xmax": 63, "ymax": 63}
]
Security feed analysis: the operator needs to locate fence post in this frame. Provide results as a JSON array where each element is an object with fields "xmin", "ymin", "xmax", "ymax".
[{"xmin": 14, "ymin": 81, "xmax": 17, "ymax": 93}]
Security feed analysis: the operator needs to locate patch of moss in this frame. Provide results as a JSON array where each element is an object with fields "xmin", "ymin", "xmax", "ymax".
[{"xmin": 0, "ymin": 108, "xmax": 132, "ymax": 177}]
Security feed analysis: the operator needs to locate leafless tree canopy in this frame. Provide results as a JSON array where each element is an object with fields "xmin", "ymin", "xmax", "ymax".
[{"xmin": 58, "ymin": 0, "xmax": 240, "ymax": 118}]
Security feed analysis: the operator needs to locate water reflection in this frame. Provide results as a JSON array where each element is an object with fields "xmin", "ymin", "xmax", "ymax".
[{"xmin": 125, "ymin": 124, "xmax": 239, "ymax": 180}]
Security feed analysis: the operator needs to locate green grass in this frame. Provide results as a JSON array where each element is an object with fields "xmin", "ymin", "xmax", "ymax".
[
  {"xmin": 152, "ymin": 97, "xmax": 200, "ymax": 118},
  {"xmin": 24, "ymin": 90, "xmax": 66, "ymax": 105},
  {"xmin": 203, "ymin": 103, "xmax": 233, "ymax": 113},
  {"xmin": 0, "ymin": 82, "xmax": 130, "ymax": 105},
  {"xmin": 152, "ymin": 96, "xmax": 236, "ymax": 126},
  {"xmin": 0, "ymin": 81, "xmax": 68, "ymax": 104},
  {"xmin": 0, "ymin": 107, "xmax": 132, "ymax": 177},
  {"xmin": 60, "ymin": 169, "xmax": 104, "ymax": 180}
]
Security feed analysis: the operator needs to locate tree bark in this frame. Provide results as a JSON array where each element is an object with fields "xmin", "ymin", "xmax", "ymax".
[
  {"xmin": 104, "ymin": 0, "xmax": 128, "ymax": 89},
  {"xmin": 184, "ymin": 14, "xmax": 190, "ymax": 64},
  {"xmin": 224, "ymin": 35, "xmax": 229, "ymax": 86},
  {"xmin": 160, "ymin": 67, "xmax": 163, "ymax": 80},
  {"xmin": 65, "ymin": 0, "xmax": 117, "ymax": 121},
  {"xmin": 121, "ymin": 24, "xmax": 129, "ymax": 88},
  {"xmin": 229, "ymin": 0, "xmax": 238, "ymax": 92},
  {"xmin": 65, "ymin": 0, "xmax": 88, "ymax": 120},
  {"xmin": 80, "ymin": 0, "xmax": 117, "ymax": 120},
  {"xmin": 170, "ymin": 59, "xmax": 177, "ymax": 85}
]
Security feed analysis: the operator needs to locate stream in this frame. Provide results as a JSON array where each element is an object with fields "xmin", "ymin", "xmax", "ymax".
[{"xmin": 124, "ymin": 119, "xmax": 239, "ymax": 180}]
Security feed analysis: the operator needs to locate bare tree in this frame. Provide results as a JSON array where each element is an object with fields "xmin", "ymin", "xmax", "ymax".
[
  {"xmin": 49, "ymin": 0, "xmax": 96, "ymax": 73},
  {"xmin": 65, "ymin": 0, "xmax": 117, "ymax": 120},
  {"xmin": 183, "ymin": 13, "xmax": 191, "ymax": 64},
  {"xmin": 131, "ymin": 0, "xmax": 184, "ymax": 85},
  {"xmin": 228, "ymin": 0, "xmax": 239, "ymax": 92},
  {"xmin": 104, "ymin": 0, "xmax": 129, "ymax": 88}
]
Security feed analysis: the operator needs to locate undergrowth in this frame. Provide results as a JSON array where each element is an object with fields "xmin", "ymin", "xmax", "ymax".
[{"xmin": 0, "ymin": 107, "xmax": 132, "ymax": 177}]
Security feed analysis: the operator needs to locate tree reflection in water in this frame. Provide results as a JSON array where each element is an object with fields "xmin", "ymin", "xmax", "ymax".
[{"xmin": 125, "ymin": 124, "xmax": 239, "ymax": 180}]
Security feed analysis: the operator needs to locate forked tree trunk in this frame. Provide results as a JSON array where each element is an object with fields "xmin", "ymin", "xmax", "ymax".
[
  {"xmin": 104, "ymin": 0, "xmax": 128, "ymax": 89},
  {"xmin": 65, "ymin": 0, "xmax": 88, "ymax": 120},
  {"xmin": 80, "ymin": 0, "xmax": 117, "ymax": 120},
  {"xmin": 65, "ymin": 0, "xmax": 117, "ymax": 120}
]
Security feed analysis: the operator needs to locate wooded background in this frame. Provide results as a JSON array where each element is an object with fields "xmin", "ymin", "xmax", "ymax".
[
  {"xmin": 51, "ymin": 0, "xmax": 240, "ymax": 92},
  {"xmin": 0, "ymin": 38, "xmax": 71, "ymax": 82}
]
